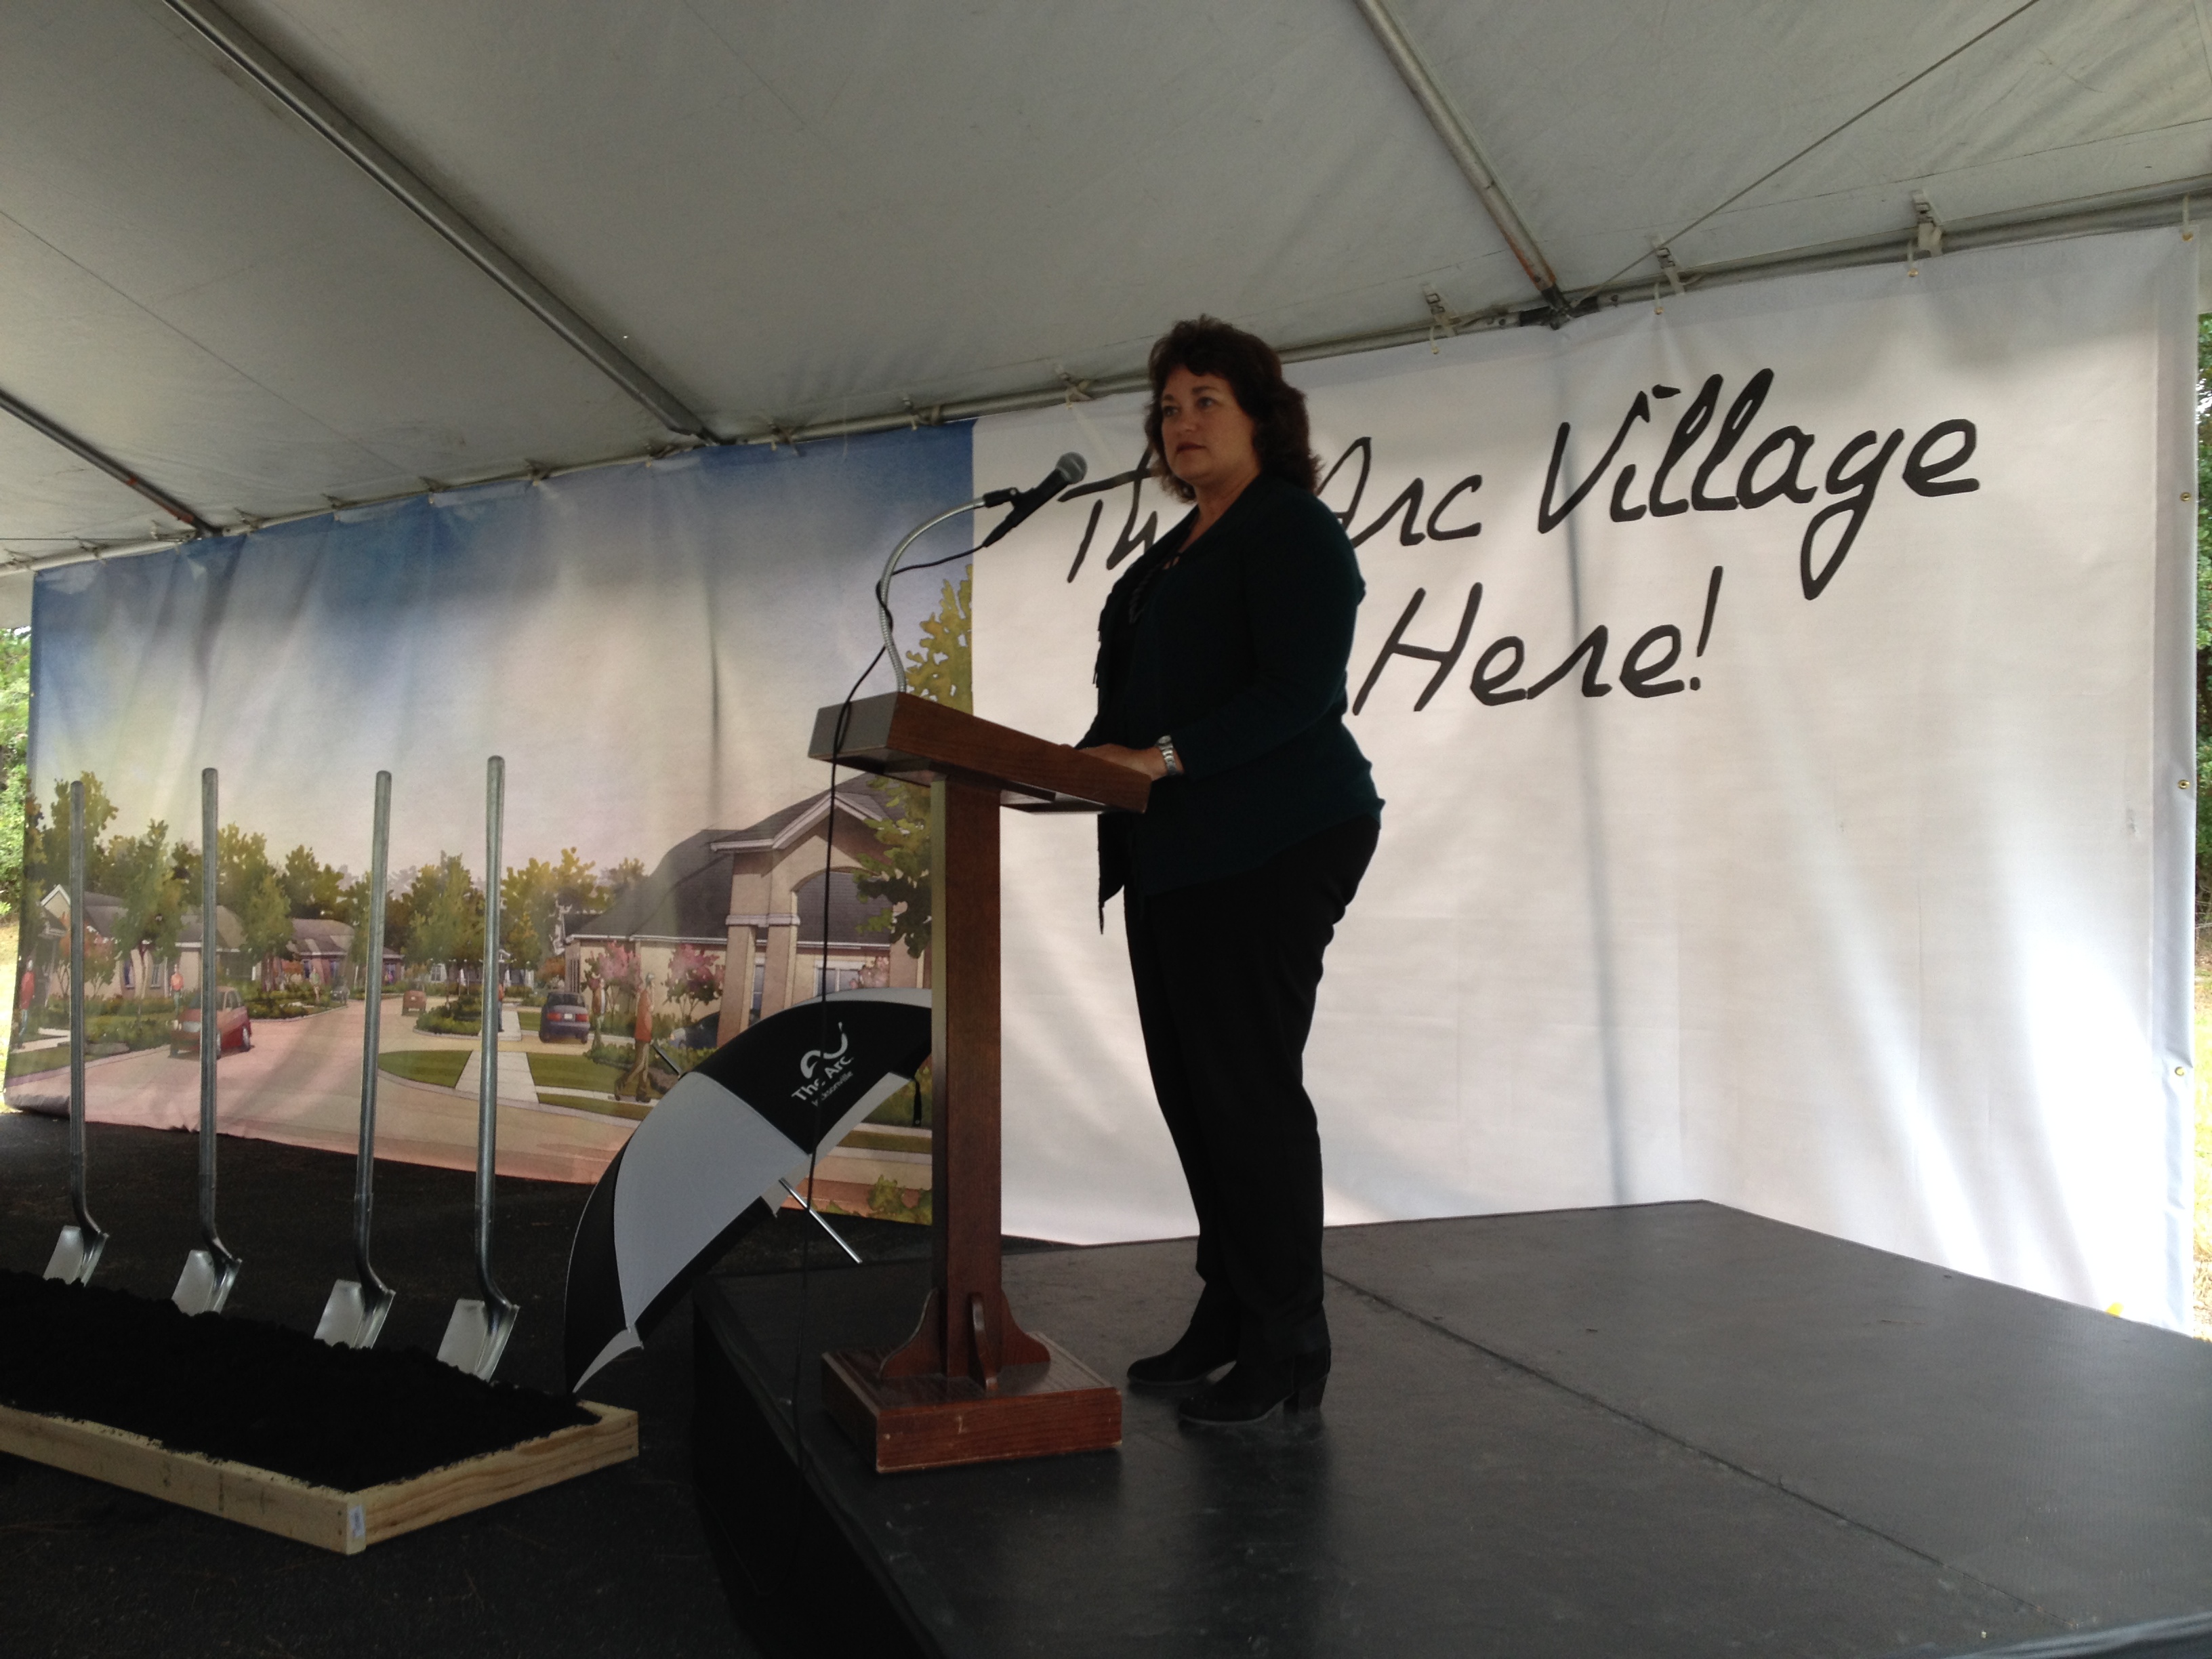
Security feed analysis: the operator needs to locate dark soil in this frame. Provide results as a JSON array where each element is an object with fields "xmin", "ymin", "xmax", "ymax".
[
  {"xmin": 0, "ymin": 1270, "xmax": 594, "ymax": 1490},
  {"xmin": 0, "ymin": 1112, "xmax": 1052, "ymax": 1656},
  {"xmin": 0, "ymin": 1116, "xmax": 749, "ymax": 1656}
]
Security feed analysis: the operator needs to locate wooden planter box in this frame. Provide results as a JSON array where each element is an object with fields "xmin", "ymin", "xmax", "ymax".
[{"xmin": 0, "ymin": 1397, "xmax": 636, "ymax": 1554}]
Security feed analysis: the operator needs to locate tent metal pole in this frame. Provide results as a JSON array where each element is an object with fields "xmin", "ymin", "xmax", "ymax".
[
  {"xmin": 162, "ymin": 0, "xmax": 714, "ymax": 444},
  {"xmin": 1347, "ymin": 0, "xmax": 1571, "ymax": 320},
  {"xmin": 0, "ymin": 386, "xmax": 214, "ymax": 536}
]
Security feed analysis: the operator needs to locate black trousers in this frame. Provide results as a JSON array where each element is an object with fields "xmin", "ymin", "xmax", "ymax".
[{"xmin": 1123, "ymin": 813, "xmax": 1378, "ymax": 1361}]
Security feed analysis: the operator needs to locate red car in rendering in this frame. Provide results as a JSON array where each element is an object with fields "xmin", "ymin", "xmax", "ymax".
[
  {"xmin": 539, "ymin": 989, "xmax": 592, "ymax": 1043},
  {"xmin": 171, "ymin": 987, "xmax": 253, "ymax": 1057}
]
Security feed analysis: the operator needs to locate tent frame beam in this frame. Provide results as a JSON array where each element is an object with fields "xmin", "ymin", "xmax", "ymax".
[
  {"xmin": 0, "ymin": 385, "xmax": 215, "ymax": 537},
  {"xmin": 1348, "ymin": 0, "xmax": 1574, "ymax": 323},
  {"xmin": 162, "ymin": 0, "xmax": 714, "ymax": 443}
]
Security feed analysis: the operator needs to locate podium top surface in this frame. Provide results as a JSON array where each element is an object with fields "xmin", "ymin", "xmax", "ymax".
[{"xmin": 808, "ymin": 693, "xmax": 1149, "ymax": 814}]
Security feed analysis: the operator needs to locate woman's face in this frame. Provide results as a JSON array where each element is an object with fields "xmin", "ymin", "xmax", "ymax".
[{"xmin": 1158, "ymin": 367, "xmax": 1258, "ymax": 495}]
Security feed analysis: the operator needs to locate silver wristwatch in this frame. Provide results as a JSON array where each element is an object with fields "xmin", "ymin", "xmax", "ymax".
[{"xmin": 1155, "ymin": 735, "xmax": 1183, "ymax": 777}]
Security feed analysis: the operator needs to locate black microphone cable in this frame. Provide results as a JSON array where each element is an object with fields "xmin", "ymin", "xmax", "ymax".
[
  {"xmin": 895, "ymin": 544, "xmax": 983, "ymax": 579},
  {"xmin": 786, "ymin": 640, "xmax": 886, "ymax": 1500},
  {"xmin": 787, "ymin": 475, "xmax": 1019, "ymax": 1485}
]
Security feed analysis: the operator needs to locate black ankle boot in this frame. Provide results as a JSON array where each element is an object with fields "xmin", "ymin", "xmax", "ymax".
[
  {"xmin": 1176, "ymin": 1349, "xmax": 1330, "ymax": 1426},
  {"xmin": 1127, "ymin": 1290, "xmax": 1239, "ymax": 1391}
]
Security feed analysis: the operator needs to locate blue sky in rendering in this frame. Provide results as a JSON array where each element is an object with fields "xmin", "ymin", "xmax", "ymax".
[{"xmin": 32, "ymin": 424, "xmax": 972, "ymax": 880}]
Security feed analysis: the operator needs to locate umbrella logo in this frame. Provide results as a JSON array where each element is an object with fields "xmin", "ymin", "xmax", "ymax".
[
  {"xmin": 794, "ymin": 1023, "xmax": 855, "ymax": 1105},
  {"xmin": 798, "ymin": 1025, "xmax": 850, "ymax": 1080}
]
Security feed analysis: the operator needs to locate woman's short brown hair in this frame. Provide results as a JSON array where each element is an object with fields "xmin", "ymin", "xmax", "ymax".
[{"xmin": 1143, "ymin": 316, "xmax": 1319, "ymax": 501}]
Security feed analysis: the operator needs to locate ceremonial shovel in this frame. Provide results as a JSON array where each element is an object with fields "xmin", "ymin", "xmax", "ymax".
[
  {"xmin": 437, "ymin": 757, "xmax": 520, "ymax": 1378},
  {"xmin": 316, "ymin": 772, "xmax": 396, "ymax": 1348},
  {"xmin": 43, "ymin": 781, "xmax": 108, "ymax": 1284},
  {"xmin": 174, "ymin": 768, "xmax": 241, "ymax": 1315}
]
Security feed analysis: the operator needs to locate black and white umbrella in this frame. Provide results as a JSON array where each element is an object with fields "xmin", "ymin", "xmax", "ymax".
[{"xmin": 562, "ymin": 988, "xmax": 931, "ymax": 1393}]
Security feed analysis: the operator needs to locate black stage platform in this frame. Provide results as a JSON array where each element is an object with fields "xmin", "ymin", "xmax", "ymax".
[{"xmin": 694, "ymin": 1201, "xmax": 2212, "ymax": 1659}]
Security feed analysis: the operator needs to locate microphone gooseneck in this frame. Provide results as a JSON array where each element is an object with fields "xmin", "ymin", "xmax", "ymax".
[{"xmin": 876, "ymin": 453, "xmax": 1088, "ymax": 692}]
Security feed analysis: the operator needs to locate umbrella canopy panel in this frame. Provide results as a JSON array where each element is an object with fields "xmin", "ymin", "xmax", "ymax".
[{"xmin": 2, "ymin": 0, "xmax": 2209, "ymax": 560}]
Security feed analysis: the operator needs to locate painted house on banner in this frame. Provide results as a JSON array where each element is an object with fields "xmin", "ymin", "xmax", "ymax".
[
  {"xmin": 566, "ymin": 776, "xmax": 924, "ymax": 1046},
  {"xmin": 287, "ymin": 918, "xmax": 356, "ymax": 987},
  {"xmin": 30, "ymin": 888, "xmax": 135, "ymax": 997},
  {"xmin": 28, "ymin": 888, "xmax": 237, "ymax": 1000},
  {"xmin": 173, "ymin": 905, "xmax": 245, "ymax": 994},
  {"xmin": 34, "ymin": 897, "xmax": 357, "ymax": 999}
]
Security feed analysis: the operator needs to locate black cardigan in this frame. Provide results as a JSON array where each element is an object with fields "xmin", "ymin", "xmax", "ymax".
[{"xmin": 1080, "ymin": 472, "xmax": 1382, "ymax": 903}]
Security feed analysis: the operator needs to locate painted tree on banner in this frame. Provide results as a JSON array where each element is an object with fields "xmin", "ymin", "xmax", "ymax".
[
  {"xmin": 403, "ymin": 855, "xmax": 481, "ymax": 976},
  {"xmin": 855, "ymin": 573, "xmax": 970, "ymax": 958},
  {"xmin": 109, "ymin": 821, "xmax": 182, "ymax": 1000},
  {"xmin": 663, "ymin": 943, "xmax": 722, "ymax": 1026},
  {"xmin": 502, "ymin": 849, "xmax": 609, "ymax": 975},
  {"xmin": 20, "ymin": 773, "xmax": 116, "ymax": 909},
  {"xmin": 0, "ymin": 631, "xmax": 26, "ymax": 921},
  {"xmin": 281, "ymin": 844, "xmax": 348, "ymax": 921}
]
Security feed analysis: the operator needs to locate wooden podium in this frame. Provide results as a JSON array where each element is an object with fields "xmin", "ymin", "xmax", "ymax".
[{"xmin": 806, "ymin": 693, "xmax": 1149, "ymax": 1473}]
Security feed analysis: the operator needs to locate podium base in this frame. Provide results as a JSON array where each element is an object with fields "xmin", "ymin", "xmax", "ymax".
[{"xmin": 822, "ymin": 1336, "xmax": 1121, "ymax": 1473}]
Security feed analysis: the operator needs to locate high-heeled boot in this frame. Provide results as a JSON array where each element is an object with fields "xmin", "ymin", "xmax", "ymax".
[
  {"xmin": 1176, "ymin": 1347, "xmax": 1330, "ymax": 1426},
  {"xmin": 1126, "ymin": 1284, "xmax": 1240, "ymax": 1391}
]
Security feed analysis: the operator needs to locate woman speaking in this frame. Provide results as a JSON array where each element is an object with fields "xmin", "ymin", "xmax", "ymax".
[{"xmin": 1080, "ymin": 317, "xmax": 1382, "ymax": 1427}]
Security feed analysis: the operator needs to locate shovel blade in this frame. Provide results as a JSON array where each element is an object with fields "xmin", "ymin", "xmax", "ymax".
[
  {"xmin": 173, "ymin": 1247, "xmax": 238, "ymax": 1316},
  {"xmin": 43, "ymin": 1225, "xmax": 103, "ymax": 1285},
  {"xmin": 316, "ymin": 1279, "xmax": 395, "ymax": 1349},
  {"xmin": 437, "ymin": 1297, "xmax": 518, "ymax": 1380}
]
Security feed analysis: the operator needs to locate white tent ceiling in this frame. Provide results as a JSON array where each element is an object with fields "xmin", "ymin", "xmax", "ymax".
[{"xmin": 3, "ymin": 0, "xmax": 2211, "ymax": 582}]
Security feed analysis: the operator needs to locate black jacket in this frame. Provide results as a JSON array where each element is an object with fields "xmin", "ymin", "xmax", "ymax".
[{"xmin": 1081, "ymin": 472, "xmax": 1382, "ymax": 903}]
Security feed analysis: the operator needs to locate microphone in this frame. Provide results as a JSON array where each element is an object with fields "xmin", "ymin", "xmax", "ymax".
[{"xmin": 979, "ymin": 453, "xmax": 1086, "ymax": 547}]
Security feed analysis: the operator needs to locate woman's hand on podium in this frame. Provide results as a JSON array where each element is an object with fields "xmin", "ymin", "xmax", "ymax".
[{"xmin": 1080, "ymin": 742, "xmax": 1170, "ymax": 781}]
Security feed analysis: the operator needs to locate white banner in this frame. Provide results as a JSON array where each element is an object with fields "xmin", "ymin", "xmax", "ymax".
[{"xmin": 972, "ymin": 229, "xmax": 2198, "ymax": 1328}]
